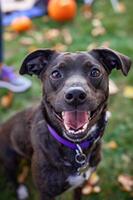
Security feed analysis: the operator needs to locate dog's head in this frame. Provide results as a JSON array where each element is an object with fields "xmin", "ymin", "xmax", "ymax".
[{"xmin": 20, "ymin": 48, "xmax": 131, "ymax": 142}]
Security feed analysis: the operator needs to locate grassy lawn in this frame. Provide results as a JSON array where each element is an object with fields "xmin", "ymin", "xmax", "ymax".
[{"xmin": 0, "ymin": 0, "xmax": 133, "ymax": 199}]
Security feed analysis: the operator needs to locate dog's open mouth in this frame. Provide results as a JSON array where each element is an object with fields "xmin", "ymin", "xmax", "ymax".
[
  {"xmin": 62, "ymin": 111, "xmax": 90, "ymax": 141},
  {"xmin": 54, "ymin": 110, "xmax": 96, "ymax": 141},
  {"xmin": 62, "ymin": 111, "xmax": 89, "ymax": 132}
]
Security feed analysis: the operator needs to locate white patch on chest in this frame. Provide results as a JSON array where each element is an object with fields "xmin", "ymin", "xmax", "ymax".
[
  {"xmin": 17, "ymin": 184, "xmax": 29, "ymax": 200},
  {"xmin": 67, "ymin": 167, "xmax": 94, "ymax": 190}
]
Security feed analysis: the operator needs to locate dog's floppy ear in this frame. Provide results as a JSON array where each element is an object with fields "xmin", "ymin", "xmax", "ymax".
[
  {"xmin": 19, "ymin": 49, "xmax": 56, "ymax": 76},
  {"xmin": 90, "ymin": 48, "xmax": 132, "ymax": 76}
]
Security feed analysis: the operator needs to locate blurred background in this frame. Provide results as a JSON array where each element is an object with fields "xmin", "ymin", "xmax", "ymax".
[{"xmin": 0, "ymin": 0, "xmax": 133, "ymax": 200}]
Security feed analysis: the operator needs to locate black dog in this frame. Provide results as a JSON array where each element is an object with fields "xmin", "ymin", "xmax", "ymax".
[{"xmin": 0, "ymin": 48, "xmax": 131, "ymax": 200}]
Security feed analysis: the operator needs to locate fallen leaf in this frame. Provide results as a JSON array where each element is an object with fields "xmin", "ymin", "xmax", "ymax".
[
  {"xmin": 28, "ymin": 46, "xmax": 38, "ymax": 53},
  {"xmin": 123, "ymin": 86, "xmax": 133, "ymax": 98},
  {"xmin": 62, "ymin": 29, "xmax": 73, "ymax": 45},
  {"xmin": 4, "ymin": 32, "xmax": 17, "ymax": 41},
  {"xmin": 116, "ymin": 2, "xmax": 126, "ymax": 13},
  {"xmin": 101, "ymin": 41, "xmax": 110, "ymax": 48},
  {"xmin": 0, "ymin": 92, "xmax": 13, "ymax": 108},
  {"xmin": 92, "ymin": 19, "xmax": 102, "ymax": 27},
  {"xmin": 92, "ymin": 186, "xmax": 101, "ymax": 193},
  {"xmin": 82, "ymin": 4, "xmax": 92, "ymax": 19},
  {"xmin": 104, "ymin": 140, "xmax": 118, "ymax": 150},
  {"xmin": 89, "ymin": 172, "xmax": 100, "ymax": 185},
  {"xmin": 82, "ymin": 184, "xmax": 93, "ymax": 195},
  {"xmin": 33, "ymin": 32, "xmax": 44, "ymax": 43},
  {"xmin": 118, "ymin": 174, "xmax": 133, "ymax": 192},
  {"xmin": 87, "ymin": 42, "xmax": 98, "ymax": 51},
  {"xmin": 20, "ymin": 37, "xmax": 34, "ymax": 46},
  {"xmin": 82, "ymin": 172, "xmax": 100, "ymax": 195},
  {"xmin": 91, "ymin": 26, "xmax": 106, "ymax": 37},
  {"xmin": 52, "ymin": 43, "xmax": 67, "ymax": 51},
  {"xmin": 44, "ymin": 29, "xmax": 60, "ymax": 41},
  {"xmin": 27, "ymin": 30, "xmax": 44, "ymax": 43}
]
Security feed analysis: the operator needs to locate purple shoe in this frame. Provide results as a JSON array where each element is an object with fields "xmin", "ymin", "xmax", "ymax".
[{"xmin": 0, "ymin": 65, "xmax": 32, "ymax": 93}]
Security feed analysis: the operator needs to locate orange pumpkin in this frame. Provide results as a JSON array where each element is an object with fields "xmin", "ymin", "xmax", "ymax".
[
  {"xmin": 48, "ymin": 0, "xmax": 77, "ymax": 22},
  {"xmin": 11, "ymin": 16, "xmax": 32, "ymax": 32}
]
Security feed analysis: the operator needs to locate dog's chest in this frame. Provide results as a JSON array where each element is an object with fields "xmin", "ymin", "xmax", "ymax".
[{"xmin": 67, "ymin": 167, "xmax": 94, "ymax": 189}]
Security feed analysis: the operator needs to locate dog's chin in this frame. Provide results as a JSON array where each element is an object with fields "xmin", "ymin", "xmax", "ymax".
[{"xmin": 53, "ymin": 109, "xmax": 99, "ymax": 143}]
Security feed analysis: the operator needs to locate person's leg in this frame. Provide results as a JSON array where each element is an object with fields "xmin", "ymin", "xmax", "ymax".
[
  {"xmin": 0, "ymin": 6, "xmax": 32, "ymax": 93},
  {"xmin": 84, "ymin": 0, "xmax": 94, "ymax": 5}
]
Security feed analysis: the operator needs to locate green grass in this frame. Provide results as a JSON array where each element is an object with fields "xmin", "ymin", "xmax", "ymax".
[{"xmin": 0, "ymin": 0, "xmax": 133, "ymax": 199}]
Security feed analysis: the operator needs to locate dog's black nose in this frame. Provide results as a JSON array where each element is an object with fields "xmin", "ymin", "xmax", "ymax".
[{"xmin": 65, "ymin": 87, "xmax": 87, "ymax": 105}]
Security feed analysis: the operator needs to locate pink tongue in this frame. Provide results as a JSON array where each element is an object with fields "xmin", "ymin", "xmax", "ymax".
[{"xmin": 63, "ymin": 111, "xmax": 89, "ymax": 130}]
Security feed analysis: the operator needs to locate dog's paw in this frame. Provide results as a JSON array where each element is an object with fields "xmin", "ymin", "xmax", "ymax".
[{"xmin": 17, "ymin": 184, "xmax": 29, "ymax": 200}]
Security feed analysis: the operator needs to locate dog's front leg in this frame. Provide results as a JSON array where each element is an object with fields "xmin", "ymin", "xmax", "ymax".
[{"xmin": 31, "ymin": 152, "xmax": 68, "ymax": 200}]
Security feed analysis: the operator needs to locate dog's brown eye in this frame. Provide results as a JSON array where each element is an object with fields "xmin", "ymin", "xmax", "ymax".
[
  {"xmin": 51, "ymin": 70, "xmax": 62, "ymax": 79},
  {"xmin": 90, "ymin": 68, "xmax": 101, "ymax": 78}
]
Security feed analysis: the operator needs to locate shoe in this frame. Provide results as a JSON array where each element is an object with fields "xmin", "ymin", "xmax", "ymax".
[{"xmin": 0, "ymin": 65, "xmax": 32, "ymax": 93}]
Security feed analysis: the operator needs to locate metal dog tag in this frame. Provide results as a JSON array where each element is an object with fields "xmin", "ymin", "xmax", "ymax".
[
  {"xmin": 75, "ymin": 144, "xmax": 88, "ymax": 175},
  {"xmin": 77, "ymin": 163, "xmax": 89, "ymax": 175}
]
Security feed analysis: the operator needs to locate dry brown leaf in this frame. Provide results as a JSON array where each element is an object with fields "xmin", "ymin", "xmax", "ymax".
[
  {"xmin": 62, "ymin": 29, "xmax": 73, "ymax": 45},
  {"xmin": 101, "ymin": 41, "xmax": 110, "ymax": 48},
  {"xmin": 118, "ymin": 174, "xmax": 133, "ymax": 192},
  {"xmin": 92, "ymin": 19, "xmax": 102, "ymax": 27},
  {"xmin": 82, "ymin": 184, "xmax": 93, "ymax": 195},
  {"xmin": 0, "ymin": 92, "xmax": 13, "ymax": 108},
  {"xmin": 91, "ymin": 26, "xmax": 106, "ymax": 37},
  {"xmin": 82, "ymin": 172, "xmax": 100, "ymax": 195},
  {"xmin": 27, "ymin": 30, "xmax": 43, "ymax": 43},
  {"xmin": 20, "ymin": 37, "xmax": 34, "ymax": 46},
  {"xmin": 123, "ymin": 86, "xmax": 133, "ymax": 99},
  {"xmin": 87, "ymin": 43, "xmax": 98, "ymax": 51},
  {"xmin": 4, "ymin": 32, "xmax": 17, "ymax": 41},
  {"xmin": 82, "ymin": 4, "xmax": 92, "ymax": 19},
  {"xmin": 52, "ymin": 43, "xmax": 67, "ymax": 51},
  {"xmin": 33, "ymin": 32, "xmax": 44, "ymax": 43},
  {"xmin": 92, "ymin": 186, "xmax": 101, "ymax": 193},
  {"xmin": 116, "ymin": 2, "xmax": 126, "ymax": 13},
  {"xmin": 104, "ymin": 140, "xmax": 118, "ymax": 150},
  {"xmin": 44, "ymin": 29, "xmax": 60, "ymax": 41},
  {"xmin": 28, "ymin": 46, "xmax": 38, "ymax": 53},
  {"xmin": 89, "ymin": 172, "xmax": 100, "ymax": 185}
]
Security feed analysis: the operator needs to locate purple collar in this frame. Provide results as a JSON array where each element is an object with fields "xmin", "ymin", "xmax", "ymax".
[{"xmin": 47, "ymin": 124, "xmax": 102, "ymax": 150}]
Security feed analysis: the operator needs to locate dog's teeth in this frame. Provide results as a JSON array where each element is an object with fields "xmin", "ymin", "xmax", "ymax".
[
  {"xmin": 62, "ymin": 112, "xmax": 65, "ymax": 117},
  {"xmin": 64, "ymin": 121, "xmax": 89, "ymax": 135},
  {"xmin": 69, "ymin": 130, "xmax": 75, "ymax": 134},
  {"xmin": 83, "ymin": 123, "xmax": 88, "ymax": 130},
  {"xmin": 75, "ymin": 130, "xmax": 82, "ymax": 134}
]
